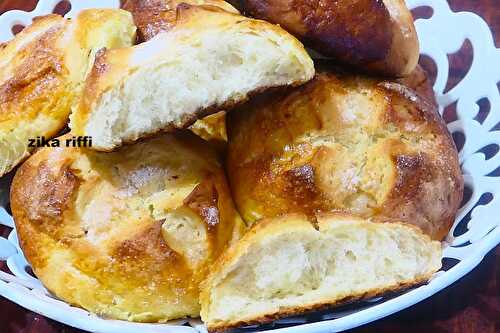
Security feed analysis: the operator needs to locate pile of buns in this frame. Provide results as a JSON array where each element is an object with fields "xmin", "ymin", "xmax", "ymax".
[{"xmin": 3, "ymin": 0, "xmax": 463, "ymax": 331}]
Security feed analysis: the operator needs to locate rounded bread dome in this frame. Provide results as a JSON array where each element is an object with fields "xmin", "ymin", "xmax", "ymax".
[
  {"xmin": 226, "ymin": 68, "xmax": 463, "ymax": 240},
  {"xmin": 10, "ymin": 131, "xmax": 245, "ymax": 322}
]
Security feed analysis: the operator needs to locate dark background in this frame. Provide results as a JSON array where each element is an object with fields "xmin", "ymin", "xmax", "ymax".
[{"xmin": 0, "ymin": 0, "xmax": 498, "ymax": 332}]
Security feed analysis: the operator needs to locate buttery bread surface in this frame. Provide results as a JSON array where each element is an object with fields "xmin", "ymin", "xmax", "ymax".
[
  {"xmin": 227, "ymin": 69, "xmax": 463, "ymax": 240},
  {"xmin": 11, "ymin": 132, "xmax": 245, "ymax": 322}
]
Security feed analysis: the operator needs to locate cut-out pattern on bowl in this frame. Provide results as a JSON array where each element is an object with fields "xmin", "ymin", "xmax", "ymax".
[{"xmin": 0, "ymin": 0, "xmax": 499, "ymax": 332}]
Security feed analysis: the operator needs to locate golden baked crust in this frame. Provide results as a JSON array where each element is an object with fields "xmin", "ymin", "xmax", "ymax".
[
  {"xmin": 0, "ymin": 9, "xmax": 136, "ymax": 177},
  {"xmin": 200, "ymin": 213, "xmax": 442, "ymax": 331},
  {"xmin": 11, "ymin": 131, "xmax": 245, "ymax": 322},
  {"xmin": 229, "ymin": 0, "xmax": 419, "ymax": 76},
  {"xmin": 122, "ymin": 0, "xmax": 239, "ymax": 41},
  {"xmin": 226, "ymin": 68, "xmax": 463, "ymax": 240}
]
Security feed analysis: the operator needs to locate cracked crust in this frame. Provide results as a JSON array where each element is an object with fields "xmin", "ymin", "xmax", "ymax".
[
  {"xmin": 10, "ymin": 132, "xmax": 245, "ymax": 322},
  {"xmin": 226, "ymin": 67, "xmax": 463, "ymax": 240}
]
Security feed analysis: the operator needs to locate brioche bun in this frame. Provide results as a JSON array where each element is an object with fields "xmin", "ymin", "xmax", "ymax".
[
  {"xmin": 11, "ymin": 131, "xmax": 245, "ymax": 322},
  {"xmin": 227, "ymin": 68, "xmax": 463, "ymax": 240}
]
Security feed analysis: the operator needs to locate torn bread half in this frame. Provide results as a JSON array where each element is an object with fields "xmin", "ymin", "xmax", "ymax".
[
  {"xmin": 70, "ymin": 4, "xmax": 315, "ymax": 151},
  {"xmin": 200, "ymin": 213, "xmax": 442, "ymax": 331}
]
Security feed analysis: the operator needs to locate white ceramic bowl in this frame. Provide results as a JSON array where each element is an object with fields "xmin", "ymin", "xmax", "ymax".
[{"xmin": 0, "ymin": 0, "xmax": 498, "ymax": 332}]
